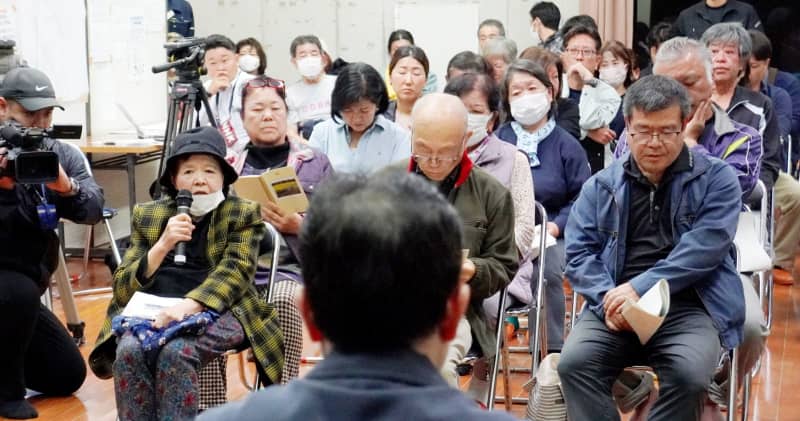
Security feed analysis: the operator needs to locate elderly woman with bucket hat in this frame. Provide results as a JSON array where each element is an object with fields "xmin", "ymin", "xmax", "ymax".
[{"xmin": 89, "ymin": 126, "xmax": 284, "ymax": 421}]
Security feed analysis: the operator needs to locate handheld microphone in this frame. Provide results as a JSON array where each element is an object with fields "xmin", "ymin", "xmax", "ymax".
[{"xmin": 174, "ymin": 189, "xmax": 193, "ymax": 265}]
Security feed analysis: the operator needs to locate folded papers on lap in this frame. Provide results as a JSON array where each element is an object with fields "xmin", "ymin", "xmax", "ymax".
[{"xmin": 621, "ymin": 279, "xmax": 670, "ymax": 344}]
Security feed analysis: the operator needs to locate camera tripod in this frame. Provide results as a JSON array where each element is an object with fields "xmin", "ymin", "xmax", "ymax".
[{"xmin": 152, "ymin": 42, "xmax": 217, "ymax": 198}]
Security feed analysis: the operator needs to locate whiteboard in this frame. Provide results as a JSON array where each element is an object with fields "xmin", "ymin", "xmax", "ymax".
[
  {"xmin": 87, "ymin": 0, "xmax": 166, "ymax": 135},
  {"xmin": 0, "ymin": 0, "xmax": 89, "ymax": 127},
  {"xmin": 394, "ymin": 1, "xmax": 480, "ymax": 89}
]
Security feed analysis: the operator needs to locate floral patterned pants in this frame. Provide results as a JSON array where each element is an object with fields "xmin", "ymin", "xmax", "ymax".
[{"xmin": 113, "ymin": 311, "xmax": 245, "ymax": 421}]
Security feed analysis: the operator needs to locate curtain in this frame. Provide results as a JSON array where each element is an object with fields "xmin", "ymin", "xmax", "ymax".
[{"xmin": 580, "ymin": 0, "xmax": 635, "ymax": 46}]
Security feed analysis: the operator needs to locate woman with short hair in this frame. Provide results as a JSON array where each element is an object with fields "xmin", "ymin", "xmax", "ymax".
[
  {"xmin": 309, "ymin": 63, "xmax": 411, "ymax": 174},
  {"xmin": 495, "ymin": 59, "xmax": 591, "ymax": 354}
]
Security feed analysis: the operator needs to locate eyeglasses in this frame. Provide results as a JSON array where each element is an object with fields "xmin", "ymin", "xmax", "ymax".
[
  {"xmin": 628, "ymin": 131, "xmax": 682, "ymax": 144},
  {"xmin": 565, "ymin": 48, "xmax": 597, "ymax": 58},
  {"xmin": 244, "ymin": 77, "xmax": 286, "ymax": 98},
  {"xmin": 412, "ymin": 153, "xmax": 461, "ymax": 165}
]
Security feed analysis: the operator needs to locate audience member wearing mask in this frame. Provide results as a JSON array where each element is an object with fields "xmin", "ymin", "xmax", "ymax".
[
  {"xmin": 562, "ymin": 25, "xmax": 621, "ymax": 173},
  {"xmin": 89, "ymin": 127, "xmax": 284, "ymax": 421},
  {"xmin": 309, "ymin": 63, "xmax": 411, "ymax": 174},
  {"xmin": 444, "ymin": 73, "xmax": 536, "ymax": 405},
  {"xmin": 495, "ymin": 60, "xmax": 591, "ymax": 353},
  {"xmin": 386, "ymin": 45, "xmax": 429, "ymax": 131},
  {"xmin": 199, "ymin": 34, "xmax": 255, "ymax": 173},
  {"xmin": 529, "ymin": 1, "xmax": 563, "ymax": 54},
  {"xmin": 285, "ymin": 35, "xmax": 337, "ymax": 142},
  {"xmin": 236, "ymin": 37, "xmax": 267, "ymax": 76},
  {"xmin": 238, "ymin": 76, "xmax": 333, "ymax": 383},
  {"xmin": 384, "ymin": 30, "xmax": 438, "ymax": 101},
  {"xmin": 477, "ymin": 19, "xmax": 506, "ymax": 51},
  {"xmin": 598, "ymin": 41, "xmax": 638, "ymax": 163},
  {"xmin": 520, "ymin": 46, "xmax": 581, "ymax": 140}
]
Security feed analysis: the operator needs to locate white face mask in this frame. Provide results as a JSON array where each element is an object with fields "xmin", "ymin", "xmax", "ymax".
[
  {"xmin": 599, "ymin": 64, "xmax": 628, "ymax": 87},
  {"xmin": 297, "ymin": 56, "xmax": 323, "ymax": 78},
  {"xmin": 529, "ymin": 23, "xmax": 541, "ymax": 45},
  {"xmin": 510, "ymin": 92, "xmax": 551, "ymax": 126},
  {"xmin": 466, "ymin": 113, "xmax": 492, "ymax": 147},
  {"xmin": 189, "ymin": 190, "xmax": 225, "ymax": 217},
  {"xmin": 239, "ymin": 54, "xmax": 260, "ymax": 73}
]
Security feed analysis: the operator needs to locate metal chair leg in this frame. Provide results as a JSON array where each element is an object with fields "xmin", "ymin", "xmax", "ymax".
[
  {"xmin": 103, "ymin": 217, "xmax": 122, "ymax": 265},
  {"xmin": 488, "ymin": 288, "xmax": 508, "ymax": 410},
  {"xmin": 727, "ymin": 348, "xmax": 739, "ymax": 421}
]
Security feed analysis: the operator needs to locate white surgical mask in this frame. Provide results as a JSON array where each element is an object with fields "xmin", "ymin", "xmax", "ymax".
[
  {"xmin": 510, "ymin": 92, "xmax": 550, "ymax": 126},
  {"xmin": 297, "ymin": 56, "xmax": 323, "ymax": 78},
  {"xmin": 190, "ymin": 190, "xmax": 225, "ymax": 217},
  {"xmin": 529, "ymin": 24, "xmax": 541, "ymax": 45},
  {"xmin": 599, "ymin": 64, "xmax": 628, "ymax": 87},
  {"xmin": 239, "ymin": 54, "xmax": 260, "ymax": 73},
  {"xmin": 466, "ymin": 113, "xmax": 492, "ymax": 147}
]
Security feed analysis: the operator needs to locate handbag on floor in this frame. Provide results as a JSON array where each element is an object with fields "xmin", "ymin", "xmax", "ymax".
[{"xmin": 524, "ymin": 353, "xmax": 567, "ymax": 421}]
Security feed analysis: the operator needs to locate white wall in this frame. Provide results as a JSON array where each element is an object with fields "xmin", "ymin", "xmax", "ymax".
[{"xmin": 192, "ymin": 0, "xmax": 581, "ymax": 83}]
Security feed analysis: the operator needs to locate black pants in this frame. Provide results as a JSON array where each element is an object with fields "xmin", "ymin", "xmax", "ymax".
[{"xmin": 0, "ymin": 269, "xmax": 86, "ymax": 401}]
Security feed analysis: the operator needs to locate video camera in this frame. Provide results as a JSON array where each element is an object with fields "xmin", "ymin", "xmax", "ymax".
[
  {"xmin": 0, "ymin": 123, "xmax": 81, "ymax": 184},
  {"xmin": 152, "ymin": 37, "xmax": 207, "ymax": 79}
]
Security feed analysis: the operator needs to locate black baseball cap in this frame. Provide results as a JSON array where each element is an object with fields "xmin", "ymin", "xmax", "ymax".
[
  {"xmin": 159, "ymin": 126, "xmax": 239, "ymax": 196},
  {"xmin": 0, "ymin": 67, "xmax": 63, "ymax": 111}
]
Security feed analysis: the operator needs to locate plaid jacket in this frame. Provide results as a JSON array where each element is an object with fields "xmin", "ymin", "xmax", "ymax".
[{"xmin": 89, "ymin": 196, "xmax": 285, "ymax": 384}]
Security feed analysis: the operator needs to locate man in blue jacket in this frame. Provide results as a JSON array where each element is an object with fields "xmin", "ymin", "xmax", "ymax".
[{"xmin": 558, "ymin": 75, "xmax": 744, "ymax": 421}]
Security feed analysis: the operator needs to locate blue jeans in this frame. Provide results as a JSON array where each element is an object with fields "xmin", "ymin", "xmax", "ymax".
[{"xmin": 558, "ymin": 300, "xmax": 720, "ymax": 421}]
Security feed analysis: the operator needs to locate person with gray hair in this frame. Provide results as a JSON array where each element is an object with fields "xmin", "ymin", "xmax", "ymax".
[
  {"xmin": 481, "ymin": 37, "xmax": 517, "ymax": 84},
  {"xmin": 612, "ymin": 36, "xmax": 768, "ymax": 414},
  {"xmin": 559, "ymin": 75, "xmax": 744, "ymax": 421},
  {"xmin": 701, "ymin": 22, "xmax": 781, "ymax": 192},
  {"xmin": 702, "ymin": 22, "xmax": 800, "ymax": 287},
  {"xmin": 477, "ymin": 18, "xmax": 505, "ymax": 51}
]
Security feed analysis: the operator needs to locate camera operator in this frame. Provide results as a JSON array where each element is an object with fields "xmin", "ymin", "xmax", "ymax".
[
  {"xmin": 198, "ymin": 34, "xmax": 255, "ymax": 173},
  {"xmin": 0, "ymin": 67, "xmax": 103, "ymax": 419}
]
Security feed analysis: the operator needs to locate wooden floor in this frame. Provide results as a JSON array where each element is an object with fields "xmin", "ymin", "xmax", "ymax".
[{"xmin": 7, "ymin": 256, "xmax": 800, "ymax": 421}]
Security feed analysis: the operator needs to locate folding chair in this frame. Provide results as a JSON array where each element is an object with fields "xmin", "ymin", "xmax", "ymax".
[
  {"xmin": 744, "ymin": 180, "xmax": 774, "ymax": 331},
  {"xmin": 731, "ymin": 203, "xmax": 774, "ymax": 421},
  {"xmin": 198, "ymin": 221, "xmax": 280, "ymax": 410},
  {"xmin": 491, "ymin": 201, "xmax": 549, "ymax": 410},
  {"xmin": 79, "ymin": 207, "xmax": 123, "ymax": 278}
]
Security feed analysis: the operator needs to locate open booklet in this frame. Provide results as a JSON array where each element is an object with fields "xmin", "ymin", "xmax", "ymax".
[
  {"xmin": 121, "ymin": 291, "xmax": 183, "ymax": 320},
  {"xmin": 232, "ymin": 166, "xmax": 309, "ymax": 214},
  {"xmin": 621, "ymin": 279, "xmax": 671, "ymax": 344}
]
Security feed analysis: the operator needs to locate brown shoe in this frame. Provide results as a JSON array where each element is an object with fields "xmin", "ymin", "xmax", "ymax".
[{"xmin": 774, "ymin": 267, "xmax": 795, "ymax": 286}]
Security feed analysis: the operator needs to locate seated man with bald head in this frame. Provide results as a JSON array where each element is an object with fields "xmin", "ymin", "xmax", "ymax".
[
  {"xmin": 199, "ymin": 171, "xmax": 518, "ymax": 421},
  {"xmin": 401, "ymin": 93, "xmax": 518, "ymax": 387}
]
